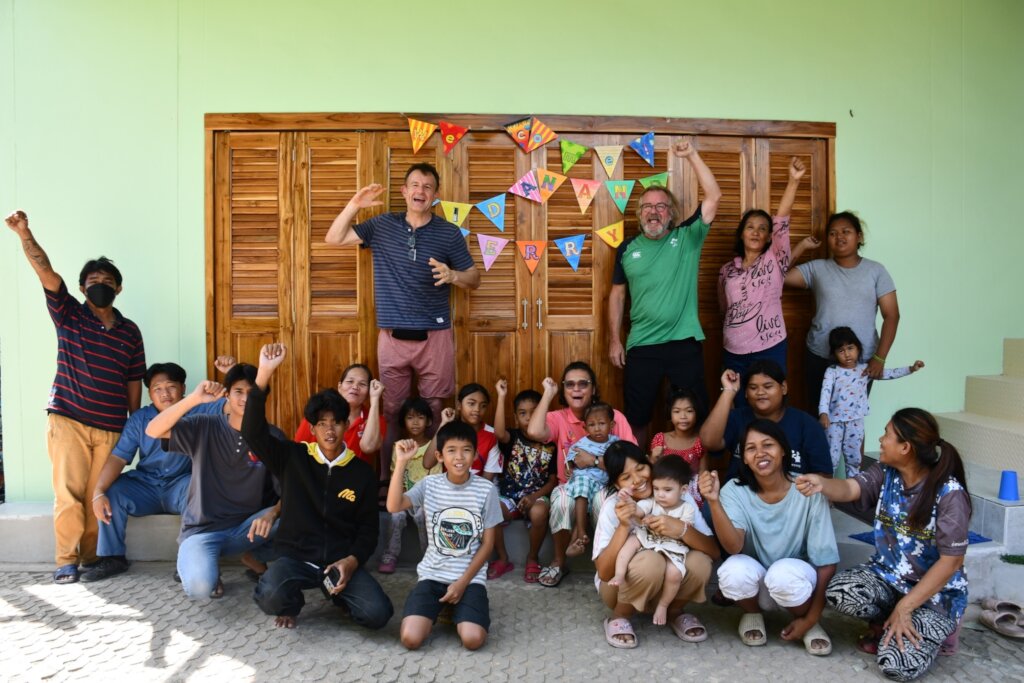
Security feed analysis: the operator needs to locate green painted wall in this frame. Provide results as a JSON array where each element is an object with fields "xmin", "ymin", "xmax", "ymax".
[{"xmin": 2, "ymin": 0, "xmax": 1022, "ymax": 501}]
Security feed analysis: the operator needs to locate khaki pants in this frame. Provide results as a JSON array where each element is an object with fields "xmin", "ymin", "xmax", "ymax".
[
  {"xmin": 46, "ymin": 413, "xmax": 119, "ymax": 566},
  {"xmin": 599, "ymin": 549, "xmax": 712, "ymax": 613}
]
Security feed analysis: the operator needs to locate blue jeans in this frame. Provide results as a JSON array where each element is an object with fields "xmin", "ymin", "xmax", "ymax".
[
  {"xmin": 721, "ymin": 339, "xmax": 788, "ymax": 409},
  {"xmin": 253, "ymin": 555, "xmax": 393, "ymax": 628},
  {"xmin": 176, "ymin": 507, "xmax": 277, "ymax": 601},
  {"xmin": 98, "ymin": 471, "xmax": 191, "ymax": 557}
]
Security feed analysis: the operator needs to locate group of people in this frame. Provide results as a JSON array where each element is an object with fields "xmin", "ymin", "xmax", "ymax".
[{"xmin": 6, "ymin": 146, "xmax": 966, "ymax": 681}]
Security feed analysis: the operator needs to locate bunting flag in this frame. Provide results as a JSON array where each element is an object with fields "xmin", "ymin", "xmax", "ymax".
[
  {"xmin": 525, "ymin": 116, "xmax": 558, "ymax": 152},
  {"xmin": 629, "ymin": 131, "xmax": 656, "ymax": 167},
  {"xmin": 571, "ymin": 178, "xmax": 602, "ymax": 214},
  {"xmin": 477, "ymin": 234, "xmax": 510, "ymax": 271},
  {"xmin": 594, "ymin": 145, "xmax": 622, "ymax": 178},
  {"xmin": 460, "ymin": 227, "xmax": 471, "ymax": 238},
  {"xmin": 504, "ymin": 117, "xmax": 533, "ymax": 152},
  {"xmin": 554, "ymin": 234, "xmax": 586, "ymax": 272},
  {"xmin": 596, "ymin": 220, "xmax": 625, "ymax": 248},
  {"xmin": 518, "ymin": 240, "xmax": 547, "ymax": 274},
  {"xmin": 440, "ymin": 201, "xmax": 474, "ymax": 227},
  {"xmin": 638, "ymin": 172, "xmax": 669, "ymax": 189},
  {"xmin": 560, "ymin": 139, "xmax": 589, "ymax": 174},
  {"xmin": 508, "ymin": 170, "xmax": 541, "ymax": 202},
  {"xmin": 408, "ymin": 118, "xmax": 437, "ymax": 154},
  {"xmin": 475, "ymin": 193, "xmax": 507, "ymax": 231},
  {"xmin": 535, "ymin": 168, "xmax": 568, "ymax": 203},
  {"xmin": 439, "ymin": 121, "xmax": 469, "ymax": 155},
  {"xmin": 604, "ymin": 180, "xmax": 636, "ymax": 213}
]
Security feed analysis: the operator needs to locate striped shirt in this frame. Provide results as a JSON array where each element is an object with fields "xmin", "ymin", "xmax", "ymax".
[
  {"xmin": 45, "ymin": 280, "xmax": 146, "ymax": 432},
  {"xmin": 354, "ymin": 212, "xmax": 474, "ymax": 330},
  {"xmin": 405, "ymin": 473, "xmax": 502, "ymax": 585}
]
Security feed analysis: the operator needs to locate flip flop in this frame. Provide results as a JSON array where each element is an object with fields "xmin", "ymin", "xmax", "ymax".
[
  {"xmin": 802, "ymin": 623, "xmax": 832, "ymax": 656},
  {"xmin": 670, "ymin": 613, "xmax": 708, "ymax": 642},
  {"xmin": 538, "ymin": 565, "xmax": 569, "ymax": 587},
  {"xmin": 487, "ymin": 560, "xmax": 514, "ymax": 580},
  {"xmin": 603, "ymin": 617, "xmax": 638, "ymax": 649},
  {"xmin": 738, "ymin": 612, "xmax": 767, "ymax": 646},
  {"xmin": 53, "ymin": 564, "xmax": 79, "ymax": 585},
  {"xmin": 210, "ymin": 576, "xmax": 224, "ymax": 599},
  {"xmin": 857, "ymin": 631, "xmax": 880, "ymax": 654},
  {"xmin": 523, "ymin": 561, "xmax": 542, "ymax": 584},
  {"xmin": 980, "ymin": 598, "xmax": 1024, "ymax": 620},
  {"xmin": 980, "ymin": 609, "xmax": 1024, "ymax": 639}
]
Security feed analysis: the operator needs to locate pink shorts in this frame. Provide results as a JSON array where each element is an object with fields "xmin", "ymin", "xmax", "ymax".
[{"xmin": 377, "ymin": 328, "xmax": 455, "ymax": 417}]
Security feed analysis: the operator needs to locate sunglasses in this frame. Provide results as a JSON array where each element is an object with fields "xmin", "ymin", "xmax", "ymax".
[{"xmin": 562, "ymin": 379, "xmax": 593, "ymax": 390}]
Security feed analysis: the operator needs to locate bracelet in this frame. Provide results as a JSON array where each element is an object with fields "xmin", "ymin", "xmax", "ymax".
[
  {"xmin": 721, "ymin": 386, "xmax": 736, "ymax": 393},
  {"xmin": 679, "ymin": 522, "xmax": 690, "ymax": 541},
  {"xmin": 872, "ymin": 354, "xmax": 886, "ymax": 363},
  {"xmin": 92, "ymin": 493, "xmax": 107, "ymax": 501}
]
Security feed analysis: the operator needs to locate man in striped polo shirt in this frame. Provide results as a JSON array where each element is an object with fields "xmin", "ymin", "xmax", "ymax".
[
  {"xmin": 325, "ymin": 163, "xmax": 480, "ymax": 463},
  {"xmin": 6, "ymin": 210, "xmax": 146, "ymax": 584}
]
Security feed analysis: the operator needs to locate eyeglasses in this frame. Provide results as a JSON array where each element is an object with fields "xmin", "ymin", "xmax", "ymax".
[
  {"xmin": 640, "ymin": 202, "xmax": 671, "ymax": 212},
  {"xmin": 562, "ymin": 379, "xmax": 593, "ymax": 389},
  {"xmin": 407, "ymin": 232, "xmax": 417, "ymax": 261}
]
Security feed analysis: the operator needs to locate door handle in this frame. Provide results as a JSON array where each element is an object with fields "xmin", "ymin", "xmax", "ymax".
[
  {"xmin": 521, "ymin": 299, "xmax": 529, "ymax": 329},
  {"xmin": 535, "ymin": 298, "xmax": 544, "ymax": 329}
]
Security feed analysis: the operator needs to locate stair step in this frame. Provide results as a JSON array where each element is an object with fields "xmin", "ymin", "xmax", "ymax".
[
  {"xmin": 1006, "ymin": 339, "xmax": 1024, "ymax": 378},
  {"xmin": 935, "ymin": 411, "xmax": 1024, "ymax": 474},
  {"xmin": 965, "ymin": 375, "xmax": 1024, "ymax": 421}
]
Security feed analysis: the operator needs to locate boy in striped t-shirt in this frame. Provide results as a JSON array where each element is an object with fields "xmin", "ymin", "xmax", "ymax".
[{"xmin": 387, "ymin": 421, "xmax": 502, "ymax": 651}]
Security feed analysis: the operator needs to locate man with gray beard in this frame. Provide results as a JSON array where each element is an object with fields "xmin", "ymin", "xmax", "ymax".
[{"xmin": 608, "ymin": 140, "xmax": 721, "ymax": 444}]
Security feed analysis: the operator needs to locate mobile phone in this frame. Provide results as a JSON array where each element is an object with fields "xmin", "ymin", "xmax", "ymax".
[{"xmin": 322, "ymin": 566, "xmax": 341, "ymax": 592}]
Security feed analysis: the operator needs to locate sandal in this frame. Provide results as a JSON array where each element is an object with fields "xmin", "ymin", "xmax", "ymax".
[
  {"xmin": 487, "ymin": 560, "xmax": 514, "ymax": 581},
  {"xmin": 980, "ymin": 609, "xmax": 1024, "ymax": 639},
  {"xmin": 53, "ymin": 564, "xmax": 79, "ymax": 585},
  {"xmin": 524, "ymin": 561, "xmax": 542, "ymax": 584},
  {"xmin": 670, "ymin": 613, "xmax": 708, "ymax": 642},
  {"xmin": 538, "ymin": 565, "xmax": 568, "ymax": 587},
  {"xmin": 603, "ymin": 617, "xmax": 638, "ymax": 649},
  {"xmin": 857, "ymin": 630, "xmax": 881, "ymax": 655},
  {"xmin": 210, "ymin": 576, "xmax": 224, "ymax": 599},
  {"xmin": 738, "ymin": 612, "xmax": 767, "ymax": 646},
  {"xmin": 802, "ymin": 623, "xmax": 832, "ymax": 656},
  {"xmin": 980, "ymin": 598, "xmax": 1024, "ymax": 620}
]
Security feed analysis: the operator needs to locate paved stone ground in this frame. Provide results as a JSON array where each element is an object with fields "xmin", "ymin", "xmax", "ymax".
[{"xmin": 1, "ymin": 562, "xmax": 1022, "ymax": 682}]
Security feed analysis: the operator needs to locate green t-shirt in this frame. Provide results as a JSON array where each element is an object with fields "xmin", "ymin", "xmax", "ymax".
[{"xmin": 613, "ymin": 216, "xmax": 710, "ymax": 350}]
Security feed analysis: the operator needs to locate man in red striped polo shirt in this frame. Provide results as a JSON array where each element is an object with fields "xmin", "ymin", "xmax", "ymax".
[{"xmin": 7, "ymin": 210, "xmax": 146, "ymax": 584}]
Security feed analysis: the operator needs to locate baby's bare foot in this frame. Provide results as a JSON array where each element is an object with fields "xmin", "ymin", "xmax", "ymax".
[{"xmin": 653, "ymin": 605, "xmax": 668, "ymax": 626}]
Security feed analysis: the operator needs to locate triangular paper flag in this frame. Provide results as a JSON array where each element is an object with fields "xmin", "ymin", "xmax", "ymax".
[
  {"xmin": 460, "ymin": 227, "xmax": 471, "ymax": 238},
  {"xmin": 535, "ymin": 169, "xmax": 568, "ymax": 203},
  {"xmin": 508, "ymin": 170, "xmax": 541, "ymax": 202},
  {"xmin": 604, "ymin": 180, "xmax": 636, "ymax": 213},
  {"xmin": 518, "ymin": 240, "xmax": 547, "ymax": 274},
  {"xmin": 629, "ymin": 131, "xmax": 656, "ymax": 167},
  {"xmin": 594, "ymin": 145, "xmax": 622, "ymax": 178},
  {"xmin": 639, "ymin": 172, "xmax": 669, "ymax": 189},
  {"xmin": 571, "ymin": 178, "xmax": 602, "ymax": 214},
  {"xmin": 440, "ymin": 201, "xmax": 474, "ymax": 227},
  {"xmin": 554, "ymin": 235, "xmax": 586, "ymax": 272},
  {"xmin": 439, "ymin": 121, "xmax": 469, "ymax": 155},
  {"xmin": 475, "ymin": 193, "xmax": 507, "ymax": 232},
  {"xmin": 560, "ymin": 139, "xmax": 589, "ymax": 174},
  {"xmin": 476, "ymin": 234, "xmax": 510, "ymax": 272},
  {"xmin": 408, "ymin": 118, "xmax": 437, "ymax": 154},
  {"xmin": 596, "ymin": 221, "xmax": 625, "ymax": 248},
  {"xmin": 504, "ymin": 117, "xmax": 532, "ymax": 152},
  {"xmin": 525, "ymin": 116, "xmax": 557, "ymax": 153}
]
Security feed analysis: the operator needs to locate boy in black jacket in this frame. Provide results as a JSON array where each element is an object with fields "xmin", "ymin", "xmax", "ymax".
[{"xmin": 242, "ymin": 343, "xmax": 394, "ymax": 629}]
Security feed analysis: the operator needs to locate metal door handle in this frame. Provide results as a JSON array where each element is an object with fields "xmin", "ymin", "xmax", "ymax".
[
  {"xmin": 521, "ymin": 299, "xmax": 529, "ymax": 329},
  {"xmin": 536, "ymin": 298, "xmax": 544, "ymax": 329}
]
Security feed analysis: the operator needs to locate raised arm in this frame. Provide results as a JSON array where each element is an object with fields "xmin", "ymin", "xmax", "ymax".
[
  {"xmin": 673, "ymin": 140, "xmax": 721, "ymax": 224},
  {"xmin": 865, "ymin": 291, "xmax": 900, "ymax": 379},
  {"xmin": 422, "ymin": 408, "xmax": 455, "ymax": 470},
  {"xmin": 6, "ymin": 211, "xmax": 61, "ymax": 292},
  {"xmin": 253, "ymin": 342, "xmax": 286, "ymax": 390},
  {"xmin": 699, "ymin": 369, "xmax": 740, "ymax": 451},
  {"xmin": 698, "ymin": 471, "xmax": 745, "ymax": 555},
  {"xmin": 324, "ymin": 184, "xmax": 383, "ymax": 246},
  {"xmin": 775, "ymin": 157, "xmax": 806, "ymax": 219},
  {"xmin": 359, "ymin": 380, "xmax": 384, "ymax": 456},
  {"xmin": 790, "ymin": 236, "xmax": 821, "ymax": 266},
  {"xmin": 607, "ymin": 284, "xmax": 627, "ymax": 369},
  {"xmin": 145, "ymin": 380, "xmax": 224, "ymax": 439},
  {"xmin": 492, "ymin": 378, "xmax": 510, "ymax": 444},
  {"xmin": 386, "ymin": 439, "xmax": 420, "ymax": 513},
  {"xmin": 784, "ymin": 265, "xmax": 808, "ymax": 288},
  {"xmin": 525, "ymin": 377, "xmax": 559, "ymax": 443}
]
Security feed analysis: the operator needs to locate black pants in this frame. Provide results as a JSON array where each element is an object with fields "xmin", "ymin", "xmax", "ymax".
[{"xmin": 624, "ymin": 338, "xmax": 707, "ymax": 430}]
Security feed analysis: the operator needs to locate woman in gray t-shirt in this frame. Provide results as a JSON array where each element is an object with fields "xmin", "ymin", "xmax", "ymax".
[{"xmin": 785, "ymin": 211, "xmax": 898, "ymax": 411}]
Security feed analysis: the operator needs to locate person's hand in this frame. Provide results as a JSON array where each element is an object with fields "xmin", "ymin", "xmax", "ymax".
[
  {"xmin": 795, "ymin": 473, "xmax": 825, "ymax": 497},
  {"xmin": 910, "ymin": 360, "xmax": 925, "ymax": 373},
  {"xmin": 798, "ymin": 236, "xmax": 821, "ymax": 252},
  {"xmin": 439, "ymin": 577, "xmax": 468, "ymax": 604},
  {"xmin": 819, "ymin": 413, "xmax": 831, "ymax": 430},
  {"xmin": 323, "ymin": 556, "xmax": 358, "ymax": 595},
  {"xmin": 720, "ymin": 369, "xmax": 741, "ymax": 394},
  {"xmin": 348, "ymin": 184, "xmax": 385, "ymax": 210},
  {"xmin": 213, "ymin": 355, "xmax": 237, "ymax": 374},
  {"xmin": 781, "ymin": 615, "xmax": 815, "ymax": 642},
  {"xmin": 369, "ymin": 379, "xmax": 384, "ymax": 402},
  {"xmin": 92, "ymin": 493, "xmax": 112, "ymax": 525},
  {"xmin": 672, "ymin": 139, "xmax": 696, "ymax": 158},
  {"xmin": 789, "ymin": 157, "xmax": 807, "ymax": 182},
  {"xmin": 247, "ymin": 508, "xmax": 277, "ymax": 542},
  {"xmin": 259, "ymin": 343, "xmax": 287, "ymax": 371},
  {"xmin": 571, "ymin": 448, "xmax": 597, "ymax": 469},
  {"xmin": 541, "ymin": 376, "xmax": 559, "ymax": 399},
  {"xmin": 864, "ymin": 356, "xmax": 885, "ymax": 379},
  {"xmin": 881, "ymin": 598, "xmax": 921, "ymax": 652},
  {"xmin": 495, "ymin": 378, "xmax": 507, "ymax": 398},
  {"xmin": 439, "ymin": 407, "xmax": 456, "ymax": 426},
  {"xmin": 644, "ymin": 514, "xmax": 687, "ymax": 540},
  {"xmin": 429, "ymin": 258, "xmax": 455, "ymax": 287},
  {"xmin": 394, "ymin": 439, "xmax": 419, "ymax": 465},
  {"xmin": 698, "ymin": 470, "xmax": 720, "ymax": 502},
  {"xmin": 650, "ymin": 445, "xmax": 664, "ymax": 462},
  {"xmin": 517, "ymin": 492, "xmax": 537, "ymax": 514},
  {"xmin": 608, "ymin": 339, "xmax": 625, "ymax": 369},
  {"xmin": 614, "ymin": 495, "xmax": 637, "ymax": 525},
  {"xmin": 190, "ymin": 380, "xmax": 225, "ymax": 403},
  {"xmin": 5, "ymin": 210, "xmax": 28, "ymax": 235}
]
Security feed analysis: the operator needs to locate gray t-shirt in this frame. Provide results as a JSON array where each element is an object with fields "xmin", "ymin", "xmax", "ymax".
[
  {"xmin": 169, "ymin": 413, "xmax": 282, "ymax": 542},
  {"xmin": 797, "ymin": 257, "xmax": 896, "ymax": 358},
  {"xmin": 719, "ymin": 480, "xmax": 840, "ymax": 567},
  {"xmin": 405, "ymin": 473, "xmax": 503, "ymax": 585}
]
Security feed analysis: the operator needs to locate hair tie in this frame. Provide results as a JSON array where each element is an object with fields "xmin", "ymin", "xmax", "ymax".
[{"xmin": 934, "ymin": 439, "xmax": 945, "ymax": 460}]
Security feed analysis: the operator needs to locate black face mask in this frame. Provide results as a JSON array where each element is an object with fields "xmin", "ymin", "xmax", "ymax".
[{"xmin": 85, "ymin": 283, "xmax": 117, "ymax": 308}]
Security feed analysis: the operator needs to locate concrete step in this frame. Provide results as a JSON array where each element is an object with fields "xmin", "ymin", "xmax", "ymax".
[
  {"xmin": 1005, "ymin": 339, "xmax": 1024, "ymax": 378},
  {"xmin": 965, "ymin": 374, "xmax": 1024, "ymax": 422},
  {"xmin": 935, "ymin": 411, "xmax": 1024, "ymax": 474}
]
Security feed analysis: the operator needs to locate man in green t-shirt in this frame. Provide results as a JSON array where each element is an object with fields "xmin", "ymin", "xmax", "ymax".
[{"xmin": 608, "ymin": 140, "xmax": 721, "ymax": 444}]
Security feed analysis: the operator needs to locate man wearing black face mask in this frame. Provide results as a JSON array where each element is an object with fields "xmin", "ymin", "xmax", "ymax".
[{"xmin": 6, "ymin": 210, "xmax": 146, "ymax": 585}]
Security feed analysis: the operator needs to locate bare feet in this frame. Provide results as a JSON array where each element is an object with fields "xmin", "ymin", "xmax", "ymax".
[
  {"xmin": 609, "ymin": 574, "xmax": 625, "ymax": 587},
  {"xmin": 566, "ymin": 529, "xmax": 589, "ymax": 558},
  {"xmin": 275, "ymin": 615, "xmax": 296, "ymax": 629},
  {"xmin": 653, "ymin": 605, "xmax": 668, "ymax": 626}
]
